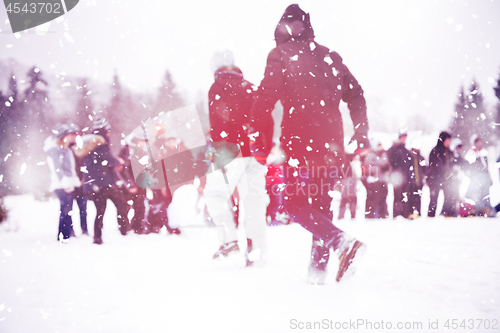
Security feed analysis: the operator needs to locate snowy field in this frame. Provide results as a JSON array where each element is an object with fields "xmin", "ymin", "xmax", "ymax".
[{"xmin": 1, "ymin": 186, "xmax": 499, "ymax": 333}]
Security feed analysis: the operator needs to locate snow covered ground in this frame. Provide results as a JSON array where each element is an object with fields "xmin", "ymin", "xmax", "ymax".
[{"xmin": 1, "ymin": 186, "xmax": 499, "ymax": 333}]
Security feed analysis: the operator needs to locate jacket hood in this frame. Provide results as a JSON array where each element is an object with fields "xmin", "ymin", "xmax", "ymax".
[
  {"xmin": 43, "ymin": 136, "xmax": 57, "ymax": 152},
  {"xmin": 437, "ymin": 131, "xmax": 451, "ymax": 147},
  {"xmin": 274, "ymin": 4, "xmax": 315, "ymax": 46}
]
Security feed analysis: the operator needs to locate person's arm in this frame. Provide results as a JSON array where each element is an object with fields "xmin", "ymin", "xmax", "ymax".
[
  {"xmin": 250, "ymin": 48, "xmax": 283, "ymax": 161},
  {"xmin": 334, "ymin": 52, "xmax": 369, "ymax": 149}
]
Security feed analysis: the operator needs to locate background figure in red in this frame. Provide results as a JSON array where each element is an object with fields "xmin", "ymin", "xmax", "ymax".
[
  {"xmin": 338, "ymin": 154, "xmax": 358, "ymax": 220},
  {"xmin": 251, "ymin": 5, "xmax": 368, "ymax": 284},
  {"xmin": 204, "ymin": 52, "xmax": 268, "ymax": 267}
]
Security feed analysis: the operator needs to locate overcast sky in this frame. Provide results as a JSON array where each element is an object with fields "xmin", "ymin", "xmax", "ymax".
[{"xmin": 1, "ymin": 0, "xmax": 499, "ymax": 134}]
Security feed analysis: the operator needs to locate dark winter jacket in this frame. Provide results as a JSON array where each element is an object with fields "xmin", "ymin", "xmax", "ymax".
[
  {"xmin": 427, "ymin": 133, "xmax": 454, "ymax": 187},
  {"xmin": 81, "ymin": 130, "xmax": 121, "ymax": 193},
  {"xmin": 409, "ymin": 150, "xmax": 427, "ymax": 188},
  {"xmin": 209, "ymin": 68, "xmax": 254, "ymax": 158},
  {"xmin": 251, "ymin": 4, "xmax": 368, "ymax": 169},
  {"xmin": 118, "ymin": 144, "xmax": 139, "ymax": 191},
  {"xmin": 387, "ymin": 143, "xmax": 412, "ymax": 183}
]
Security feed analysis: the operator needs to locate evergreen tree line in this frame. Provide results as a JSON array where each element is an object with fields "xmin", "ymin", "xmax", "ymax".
[
  {"xmin": 449, "ymin": 72, "xmax": 500, "ymax": 149},
  {"xmin": 0, "ymin": 65, "xmax": 209, "ymax": 197},
  {"xmin": 1, "ymin": 64, "xmax": 500, "ymax": 197}
]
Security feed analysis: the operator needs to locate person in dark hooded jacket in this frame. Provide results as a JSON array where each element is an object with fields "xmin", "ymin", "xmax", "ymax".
[
  {"xmin": 76, "ymin": 116, "xmax": 130, "ymax": 244},
  {"xmin": 251, "ymin": 4, "xmax": 368, "ymax": 284},
  {"xmin": 427, "ymin": 131, "xmax": 455, "ymax": 217}
]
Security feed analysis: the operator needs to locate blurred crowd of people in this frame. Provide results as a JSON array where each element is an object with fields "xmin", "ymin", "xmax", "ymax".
[
  {"xmin": 44, "ymin": 117, "xmax": 182, "ymax": 244},
  {"xmin": 332, "ymin": 130, "xmax": 499, "ymax": 221}
]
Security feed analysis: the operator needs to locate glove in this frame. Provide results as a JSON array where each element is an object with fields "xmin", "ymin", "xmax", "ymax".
[
  {"xmin": 248, "ymin": 127, "xmax": 268, "ymax": 165},
  {"xmin": 349, "ymin": 131, "xmax": 370, "ymax": 153},
  {"xmin": 252, "ymin": 150, "xmax": 268, "ymax": 166}
]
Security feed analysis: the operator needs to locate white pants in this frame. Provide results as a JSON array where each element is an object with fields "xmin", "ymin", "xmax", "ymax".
[{"xmin": 204, "ymin": 157, "xmax": 268, "ymax": 253}]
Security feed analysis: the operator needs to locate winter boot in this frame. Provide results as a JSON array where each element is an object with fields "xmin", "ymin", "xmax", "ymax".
[
  {"xmin": 167, "ymin": 226, "xmax": 181, "ymax": 235},
  {"xmin": 93, "ymin": 236, "xmax": 103, "ymax": 245},
  {"xmin": 213, "ymin": 240, "xmax": 239, "ymax": 259},
  {"xmin": 307, "ymin": 266, "xmax": 327, "ymax": 285},
  {"xmin": 336, "ymin": 240, "xmax": 366, "ymax": 282}
]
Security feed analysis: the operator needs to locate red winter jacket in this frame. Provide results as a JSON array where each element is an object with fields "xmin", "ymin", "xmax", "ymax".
[
  {"xmin": 251, "ymin": 5, "xmax": 368, "ymax": 169},
  {"xmin": 209, "ymin": 68, "xmax": 254, "ymax": 158}
]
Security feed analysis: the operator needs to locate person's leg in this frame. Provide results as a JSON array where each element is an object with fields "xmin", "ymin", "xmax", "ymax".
[
  {"xmin": 393, "ymin": 185, "xmax": 404, "ymax": 218},
  {"xmin": 76, "ymin": 193, "xmax": 88, "ymax": 234},
  {"xmin": 427, "ymin": 183, "xmax": 440, "ymax": 217},
  {"xmin": 237, "ymin": 157, "xmax": 268, "ymax": 265},
  {"xmin": 338, "ymin": 193, "xmax": 348, "ymax": 219},
  {"xmin": 378, "ymin": 182, "xmax": 389, "ymax": 218},
  {"xmin": 364, "ymin": 183, "xmax": 375, "ymax": 218},
  {"xmin": 349, "ymin": 195, "xmax": 357, "ymax": 219},
  {"xmin": 204, "ymin": 159, "xmax": 241, "ymax": 247},
  {"xmin": 131, "ymin": 189, "xmax": 146, "ymax": 233},
  {"xmin": 283, "ymin": 166, "xmax": 352, "ymax": 255},
  {"xmin": 91, "ymin": 189, "xmax": 107, "ymax": 243},
  {"xmin": 55, "ymin": 189, "xmax": 74, "ymax": 240},
  {"xmin": 108, "ymin": 186, "xmax": 130, "ymax": 235}
]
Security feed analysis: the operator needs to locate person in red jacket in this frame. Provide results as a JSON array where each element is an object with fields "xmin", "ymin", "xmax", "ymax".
[
  {"xmin": 250, "ymin": 4, "xmax": 368, "ymax": 283},
  {"xmin": 204, "ymin": 52, "xmax": 268, "ymax": 267}
]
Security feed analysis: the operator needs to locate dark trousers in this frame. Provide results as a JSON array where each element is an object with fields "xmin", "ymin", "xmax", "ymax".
[
  {"xmin": 283, "ymin": 167, "xmax": 345, "ymax": 271},
  {"xmin": 147, "ymin": 189, "xmax": 174, "ymax": 233},
  {"xmin": 408, "ymin": 183, "xmax": 423, "ymax": 216},
  {"xmin": 339, "ymin": 195, "xmax": 356, "ymax": 219},
  {"xmin": 75, "ymin": 194, "xmax": 88, "ymax": 233},
  {"xmin": 89, "ymin": 186, "xmax": 130, "ymax": 239},
  {"xmin": 428, "ymin": 181, "xmax": 455, "ymax": 217},
  {"xmin": 393, "ymin": 182, "xmax": 411, "ymax": 218},
  {"xmin": 364, "ymin": 181, "xmax": 388, "ymax": 219},
  {"xmin": 55, "ymin": 189, "xmax": 74, "ymax": 240},
  {"xmin": 125, "ymin": 188, "xmax": 146, "ymax": 232}
]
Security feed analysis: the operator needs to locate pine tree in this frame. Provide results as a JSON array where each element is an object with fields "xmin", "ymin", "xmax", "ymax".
[
  {"xmin": 467, "ymin": 80, "xmax": 491, "ymax": 146},
  {"xmin": 75, "ymin": 78, "xmax": 94, "ymax": 129},
  {"xmin": 493, "ymin": 70, "xmax": 500, "ymax": 142},
  {"xmin": 21, "ymin": 66, "xmax": 53, "ymax": 196},
  {"xmin": 152, "ymin": 70, "xmax": 188, "ymax": 144},
  {"xmin": 449, "ymin": 85, "xmax": 468, "ymax": 143},
  {"xmin": 0, "ymin": 89, "xmax": 8, "ymax": 195},
  {"xmin": 449, "ymin": 80, "xmax": 492, "ymax": 149}
]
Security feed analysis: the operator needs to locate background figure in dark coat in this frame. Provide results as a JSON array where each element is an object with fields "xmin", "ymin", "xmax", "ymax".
[
  {"xmin": 118, "ymin": 135, "xmax": 147, "ymax": 234},
  {"xmin": 387, "ymin": 132, "xmax": 411, "ymax": 218},
  {"xmin": 464, "ymin": 136, "xmax": 493, "ymax": 216},
  {"xmin": 148, "ymin": 134, "xmax": 182, "ymax": 234},
  {"xmin": 68, "ymin": 123, "xmax": 88, "ymax": 236},
  {"xmin": 408, "ymin": 141, "xmax": 427, "ymax": 218},
  {"xmin": 427, "ymin": 131, "xmax": 454, "ymax": 217},
  {"xmin": 251, "ymin": 4, "xmax": 368, "ymax": 284},
  {"xmin": 362, "ymin": 142, "xmax": 390, "ymax": 219},
  {"xmin": 78, "ymin": 117, "xmax": 130, "ymax": 244},
  {"xmin": 338, "ymin": 154, "xmax": 358, "ymax": 220}
]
